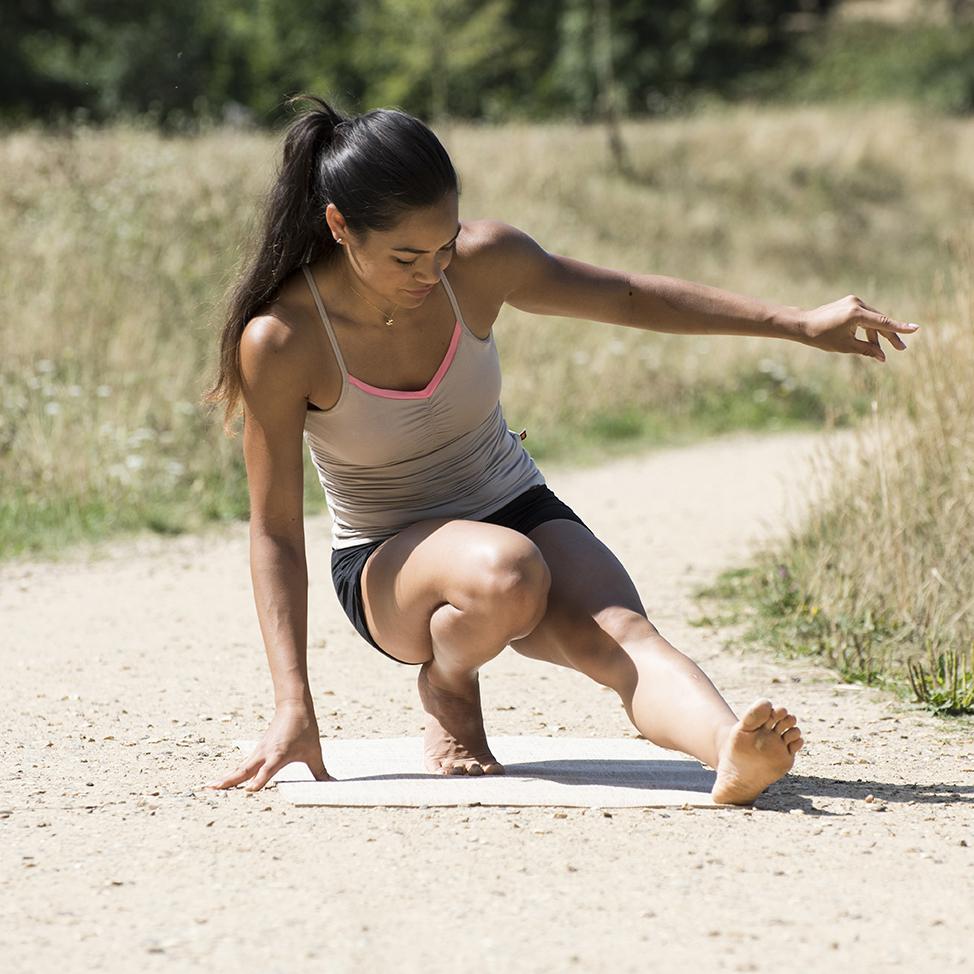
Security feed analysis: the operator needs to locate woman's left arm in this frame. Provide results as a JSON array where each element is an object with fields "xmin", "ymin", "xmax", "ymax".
[{"xmin": 486, "ymin": 221, "xmax": 919, "ymax": 363}]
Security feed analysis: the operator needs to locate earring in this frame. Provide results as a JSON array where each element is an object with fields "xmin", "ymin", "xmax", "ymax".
[{"xmin": 335, "ymin": 237, "xmax": 344, "ymax": 244}]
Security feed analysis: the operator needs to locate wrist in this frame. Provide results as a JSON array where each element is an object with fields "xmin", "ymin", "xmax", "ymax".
[{"xmin": 770, "ymin": 304, "xmax": 808, "ymax": 344}]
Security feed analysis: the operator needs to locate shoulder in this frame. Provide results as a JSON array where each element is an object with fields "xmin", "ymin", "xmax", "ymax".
[
  {"xmin": 457, "ymin": 219, "xmax": 547, "ymax": 265},
  {"xmin": 240, "ymin": 308, "xmax": 313, "ymax": 399},
  {"xmin": 454, "ymin": 220, "xmax": 551, "ymax": 301}
]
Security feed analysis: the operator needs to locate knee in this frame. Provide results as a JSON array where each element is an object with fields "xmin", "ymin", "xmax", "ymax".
[
  {"xmin": 594, "ymin": 605, "xmax": 659, "ymax": 645},
  {"xmin": 473, "ymin": 539, "xmax": 552, "ymax": 637}
]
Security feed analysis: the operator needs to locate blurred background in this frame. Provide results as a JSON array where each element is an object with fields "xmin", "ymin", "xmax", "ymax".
[{"xmin": 2, "ymin": 0, "xmax": 972, "ymax": 704}]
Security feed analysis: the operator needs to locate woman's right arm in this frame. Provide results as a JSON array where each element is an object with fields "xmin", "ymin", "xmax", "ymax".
[{"xmin": 206, "ymin": 314, "xmax": 332, "ymax": 792}]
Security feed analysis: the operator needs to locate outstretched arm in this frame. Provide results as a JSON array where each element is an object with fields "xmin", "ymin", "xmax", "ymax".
[{"xmin": 482, "ymin": 221, "xmax": 919, "ymax": 362}]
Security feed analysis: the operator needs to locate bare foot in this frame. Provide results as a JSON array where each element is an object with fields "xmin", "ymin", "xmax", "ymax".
[
  {"xmin": 417, "ymin": 661, "xmax": 504, "ymax": 776},
  {"xmin": 711, "ymin": 698, "xmax": 804, "ymax": 805}
]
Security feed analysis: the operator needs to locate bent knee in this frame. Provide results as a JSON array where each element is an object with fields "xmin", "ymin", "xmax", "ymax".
[{"xmin": 466, "ymin": 537, "xmax": 551, "ymax": 634}]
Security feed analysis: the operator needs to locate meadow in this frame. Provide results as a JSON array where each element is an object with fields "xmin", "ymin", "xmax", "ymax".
[{"xmin": 3, "ymin": 99, "xmax": 972, "ymax": 705}]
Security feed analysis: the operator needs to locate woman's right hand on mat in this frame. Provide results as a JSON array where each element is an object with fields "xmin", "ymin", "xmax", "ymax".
[{"xmin": 205, "ymin": 701, "xmax": 334, "ymax": 792}]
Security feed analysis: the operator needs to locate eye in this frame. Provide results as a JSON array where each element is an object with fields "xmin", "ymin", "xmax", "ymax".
[{"xmin": 393, "ymin": 240, "xmax": 457, "ymax": 266}]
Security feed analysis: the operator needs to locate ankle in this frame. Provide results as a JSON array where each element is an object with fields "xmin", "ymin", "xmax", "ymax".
[
  {"xmin": 424, "ymin": 659, "xmax": 479, "ymax": 693},
  {"xmin": 712, "ymin": 719, "xmax": 737, "ymax": 765}
]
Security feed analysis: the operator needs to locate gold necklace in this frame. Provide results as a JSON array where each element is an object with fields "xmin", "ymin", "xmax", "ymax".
[{"xmin": 347, "ymin": 281, "xmax": 400, "ymax": 327}]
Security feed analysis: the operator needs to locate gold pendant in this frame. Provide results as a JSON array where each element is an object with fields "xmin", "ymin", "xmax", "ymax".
[{"xmin": 386, "ymin": 318, "xmax": 394, "ymax": 327}]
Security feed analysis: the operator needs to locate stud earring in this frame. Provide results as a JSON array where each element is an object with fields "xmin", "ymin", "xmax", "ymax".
[{"xmin": 335, "ymin": 236, "xmax": 344, "ymax": 244}]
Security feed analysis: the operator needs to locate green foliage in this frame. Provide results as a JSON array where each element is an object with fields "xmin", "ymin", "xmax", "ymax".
[
  {"xmin": 1, "ymin": 0, "xmax": 837, "ymax": 125},
  {"xmin": 695, "ymin": 559, "xmax": 974, "ymax": 717},
  {"xmin": 735, "ymin": 18, "xmax": 974, "ymax": 115},
  {"xmin": 695, "ymin": 561, "xmax": 902, "ymax": 688},
  {"xmin": 908, "ymin": 644, "xmax": 974, "ymax": 716}
]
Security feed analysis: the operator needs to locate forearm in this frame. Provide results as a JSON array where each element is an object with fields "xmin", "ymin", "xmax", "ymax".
[
  {"xmin": 249, "ymin": 532, "xmax": 313, "ymax": 708},
  {"xmin": 626, "ymin": 272, "xmax": 807, "ymax": 342}
]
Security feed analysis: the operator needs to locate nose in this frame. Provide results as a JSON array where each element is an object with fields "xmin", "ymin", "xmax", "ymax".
[
  {"xmin": 414, "ymin": 252, "xmax": 450, "ymax": 287},
  {"xmin": 413, "ymin": 268, "xmax": 442, "ymax": 288}
]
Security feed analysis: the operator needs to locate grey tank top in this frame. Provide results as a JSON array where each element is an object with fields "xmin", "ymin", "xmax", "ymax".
[{"xmin": 299, "ymin": 262, "xmax": 546, "ymax": 549}]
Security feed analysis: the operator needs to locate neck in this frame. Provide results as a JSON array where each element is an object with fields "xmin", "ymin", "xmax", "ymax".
[{"xmin": 338, "ymin": 258, "xmax": 399, "ymax": 326}]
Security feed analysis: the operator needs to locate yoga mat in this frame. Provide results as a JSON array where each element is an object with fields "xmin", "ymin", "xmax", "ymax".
[{"xmin": 232, "ymin": 736, "xmax": 732, "ymax": 808}]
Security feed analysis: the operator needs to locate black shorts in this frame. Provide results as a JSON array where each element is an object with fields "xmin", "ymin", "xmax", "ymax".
[{"xmin": 330, "ymin": 483, "xmax": 591, "ymax": 665}]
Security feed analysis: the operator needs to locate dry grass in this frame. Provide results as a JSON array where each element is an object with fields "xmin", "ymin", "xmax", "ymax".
[
  {"xmin": 2, "ymin": 101, "xmax": 972, "ymax": 560},
  {"xmin": 694, "ymin": 231, "xmax": 974, "ymax": 709}
]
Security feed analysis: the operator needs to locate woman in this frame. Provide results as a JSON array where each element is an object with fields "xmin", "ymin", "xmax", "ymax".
[{"xmin": 203, "ymin": 95, "xmax": 917, "ymax": 804}]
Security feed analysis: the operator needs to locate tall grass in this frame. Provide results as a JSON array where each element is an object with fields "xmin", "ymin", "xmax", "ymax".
[
  {"xmin": 695, "ymin": 234, "xmax": 974, "ymax": 713},
  {"xmin": 2, "ymin": 101, "xmax": 972, "ymax": 558}
]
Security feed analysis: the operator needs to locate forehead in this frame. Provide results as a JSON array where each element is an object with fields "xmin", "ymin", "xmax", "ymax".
[{"xmin": 382, "ymin": 195, "xmax": 459, "ymax": 248}]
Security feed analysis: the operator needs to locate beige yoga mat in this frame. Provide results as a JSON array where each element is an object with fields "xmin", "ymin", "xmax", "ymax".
[{"xmin": 233, "ymin": 736, "xmax": 731, "ymax": 808}]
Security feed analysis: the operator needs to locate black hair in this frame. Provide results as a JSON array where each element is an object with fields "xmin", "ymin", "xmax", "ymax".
[{"xmin": 202, "ymin": 93, "xmax": 460, "ymax": 434}]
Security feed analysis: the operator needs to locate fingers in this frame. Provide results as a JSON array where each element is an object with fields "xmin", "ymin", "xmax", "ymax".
[
  {"xmin": 244, "ymin": 761, "xmax": 280, "ymax": 793},
  {"xmin": 204, "ymin": 753, "xmax": 262, "ymax": 791},
  {"xmin": 865, "ymin": 326, "xmax": 885, "ymax": 362},
  {"xmin": 851, "ymin": 336, "xmax": 886, "ymax": 362},
  {"xmin": 858, "ymin": 303, "xmax": 919, "ymax": 346},
  {"xmin": 307, "ymin": 753, "xmax": 333, "ymax": 782}
]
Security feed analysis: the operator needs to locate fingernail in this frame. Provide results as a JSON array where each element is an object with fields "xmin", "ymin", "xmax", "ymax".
[{"xmin": 907, "ymin": 322, "xmax": 920, "ymax": 329}]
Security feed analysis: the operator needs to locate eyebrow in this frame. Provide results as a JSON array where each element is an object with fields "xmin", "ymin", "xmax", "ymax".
[{"xmin": 391, "ymin": 224, "xmax": 462, "ymax": 254}]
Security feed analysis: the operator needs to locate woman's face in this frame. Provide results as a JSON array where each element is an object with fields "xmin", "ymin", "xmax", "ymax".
[{"xmin": 326, "ymin": 192, "xmax": 460, "ymax": 309}]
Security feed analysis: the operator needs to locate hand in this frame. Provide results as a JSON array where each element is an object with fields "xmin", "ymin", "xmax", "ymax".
[
  {"xmin": 205, "ymin": 701, "xmax": 334, "ymax": 792},
  {"xmin": 799, "ymin": 294, "xmax": 919, "ymax": 362}
]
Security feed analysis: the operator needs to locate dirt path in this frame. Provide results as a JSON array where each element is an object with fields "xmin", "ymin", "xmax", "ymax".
[{"xmin": 2, "ymin": 429, "xmax": 971, "ymax": 973}]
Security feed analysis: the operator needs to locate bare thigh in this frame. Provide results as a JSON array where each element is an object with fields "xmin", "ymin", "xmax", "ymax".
[
  {"xmin": 360, "ymin": 516, "xmax": 551, "ymax": 665},
  {"xmin": 510, "ymin": 519, "xmax": 654, "ymax": 691}
]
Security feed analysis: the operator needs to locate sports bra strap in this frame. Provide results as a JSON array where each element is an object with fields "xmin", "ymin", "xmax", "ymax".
[
  {"xmin": 301, "ymin": 263, "xmax": 348, "ymax": 377},
  {"xmin": 438, "ymin": 270, "xmax": 464, "ymax": 324}
]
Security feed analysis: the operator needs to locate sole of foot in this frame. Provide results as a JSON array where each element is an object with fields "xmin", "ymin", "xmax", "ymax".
[
  {"xmin": 417, "ymin": 662, "xmax": 505, "ymax": 776},
  {"xmin": 711, "ymin": 698, "xmax": 804, "ymax": 806}
]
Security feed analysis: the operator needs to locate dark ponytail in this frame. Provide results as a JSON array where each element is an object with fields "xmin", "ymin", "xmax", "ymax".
[{"xmin": 202, "ymin": 93, "xmax": 460, "ymax": 436}]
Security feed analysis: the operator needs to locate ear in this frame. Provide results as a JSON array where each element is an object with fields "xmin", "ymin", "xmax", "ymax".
[{"xmin": 324, "ymin": 202, "xmax": 349, "ymax": 242}]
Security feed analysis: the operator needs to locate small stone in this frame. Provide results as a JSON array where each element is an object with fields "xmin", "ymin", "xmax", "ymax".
[{"xmin": 864, "ymin": 794, "xmax": 876, "ymax": 803}]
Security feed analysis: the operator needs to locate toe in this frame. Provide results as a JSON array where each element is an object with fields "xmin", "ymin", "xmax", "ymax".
[
  {"xmin": 776, "ymin": 714, "xmax": 798, "ymax": 734},
  {"xmin": 445, "ymin": 763, "xmax": 468, "ymax": 775},
  {"xmin": 483, "ymin": 762, "xmax": 505, "ymax": 775},
  {"xmin": 763, "ymin": 706, "xmax": 789, "ymax": 731},
  {"xmin": 788, "ymin": 737, "xmax": 804, "ymax": 754},
  {"xmin": 740, "ymin": 698, "xmax": 774, "ymax": 732},
  {"xmin": 466, "ymin": 762, "xmax": 485, "ymax": 776},
  {"xmin": 782, "ymin": 727, "xmax": 802, "ymax": 745}
]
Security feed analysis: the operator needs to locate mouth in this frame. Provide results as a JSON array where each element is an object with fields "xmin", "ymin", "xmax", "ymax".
[{"xmin": 404, "ymin": 285, "xmax": 435, "ymax": 298}]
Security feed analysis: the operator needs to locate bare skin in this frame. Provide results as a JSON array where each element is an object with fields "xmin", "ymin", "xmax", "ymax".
[
  {"xmin": 208, "ymin": 187, "xmax": 914, "ymax": 797},
  {"xmin": 417, "ymin": 664, "xmax": 503, "ymax": 776},
  {"xmin": 361, "ymin": 511, "xmax": 803, "ymax": 803}
]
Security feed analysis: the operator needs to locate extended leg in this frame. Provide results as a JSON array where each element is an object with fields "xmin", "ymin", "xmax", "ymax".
[{"xmin": 509, "ymin": 519, "xmax": 804, "ymax": 804}]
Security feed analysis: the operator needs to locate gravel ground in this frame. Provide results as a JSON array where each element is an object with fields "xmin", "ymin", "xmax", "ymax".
[{"xmin": 2, "ymin": 429, "xmax": 972, "ymax": 973}]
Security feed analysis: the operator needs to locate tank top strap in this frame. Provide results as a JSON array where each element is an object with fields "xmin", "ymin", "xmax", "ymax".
[
  {"xmin": 438, "ymin": 270, "xmax": 465, "ymax": 326},
  {"xmin": 301, "ymin": 263, "xmax": 348, "ymax": 378}
]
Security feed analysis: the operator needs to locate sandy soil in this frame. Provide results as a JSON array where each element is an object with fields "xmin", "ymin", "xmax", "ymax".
[{"xmin": 2, "ymin": 428, "xmax": 972, "ymax": 973}]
